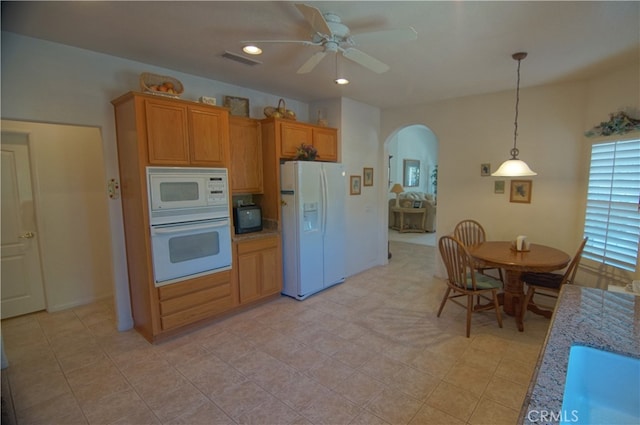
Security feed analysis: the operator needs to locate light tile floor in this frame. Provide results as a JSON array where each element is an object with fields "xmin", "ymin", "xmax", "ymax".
[
  {"xmin": 388, "ymin": 230, "xmax": 436, "ymax": 247},
  {"xmin": 1, "ymin": 241, "xmax": 552, "ymax": 425}
]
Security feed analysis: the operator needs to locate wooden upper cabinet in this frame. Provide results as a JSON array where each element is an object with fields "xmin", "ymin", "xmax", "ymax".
[
  {"xmin": 229, "ymin": 116, "xmax": 263, "ymax": 194},
  {"xmin": 259, "ymin": 117, "xmax": 339, "ymax": 228},
  {"xmin": 280, "ymin": 121, "xmax": 313, "ymax": 157},
  {"xmin": 312, "ymin": 127, "xmax": 338, "ymax": 162},
  {"xmin": 145, "ymin": 99, "xmax": 190, "ymax": 165},
  {"xmin": 189, "ymin": 106, "xmax": 228, "ymax": 166},
  {"xmin": 275, "ymin": 120, "xmax": 338, "ymax": 162},
  {"xmin": 144, "ymin": 97, "xmax": 229, "ymax": 167}
]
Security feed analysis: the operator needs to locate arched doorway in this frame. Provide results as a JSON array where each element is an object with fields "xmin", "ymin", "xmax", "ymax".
[{"xmin": 384, "ymin": 124, "xmax": 439, "ymax": 257}]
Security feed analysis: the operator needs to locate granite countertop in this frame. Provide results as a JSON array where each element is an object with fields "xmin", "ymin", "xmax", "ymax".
[
  {"xmin": 232, "ymin": 228, "xmax": 280, "ymax": 242},
  {"xmin": 520, "ymin": 285, "xmax": 640, "ymax": 424}
]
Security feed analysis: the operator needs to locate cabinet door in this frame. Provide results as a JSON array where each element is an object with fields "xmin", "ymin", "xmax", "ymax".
[
  {"xmin": 189, "ymin": 106, "xmax": 228, "ymax": 166},
  {"xmin": 237, "ymin": 236, "xmax": 282, "ymax": 304},
  {"xmin": 145, "ymin": 99, "xmax": 190, "ymax": 165},
  {"xmin": 260, "ymin": 245, "xmax": 281, "ymax": 296},
  {"xmin": 238, "ymin": 250, "xmax": 261, "ymax": 304},
  {"xmin": 230, "ymin": 117, "xmax": 263, "ymax": 193},
  {"xmin": 313, "ymin": 127, "xmax": 338, "ymax": 162},
  {"xmin": 280, "ymin": 122, "xmax": 312, "ymax": 158}
]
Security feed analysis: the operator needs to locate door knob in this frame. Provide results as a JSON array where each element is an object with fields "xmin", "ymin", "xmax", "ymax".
[{"xmin": 19, "ymin": 232, "xmax": 35, "ymax": 239}]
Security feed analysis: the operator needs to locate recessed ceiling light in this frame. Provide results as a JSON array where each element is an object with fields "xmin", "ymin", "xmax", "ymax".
[
  {"xmin": 242, "ymin": 45, "xmax": 262, "ymax": 55},
  {"xmin": 335, "ymin": 77, "xmax": 349, "ymax": 85}
]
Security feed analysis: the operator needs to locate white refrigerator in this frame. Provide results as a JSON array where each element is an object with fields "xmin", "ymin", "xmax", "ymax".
[{"xmin": 280, "ymin": 161, "xmax": 346, "ymax": 300}]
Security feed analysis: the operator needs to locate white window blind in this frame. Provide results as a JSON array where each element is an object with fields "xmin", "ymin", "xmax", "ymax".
[{"xmin": 583, "ymin": 138, "xmax": 640, "ymax": 272}]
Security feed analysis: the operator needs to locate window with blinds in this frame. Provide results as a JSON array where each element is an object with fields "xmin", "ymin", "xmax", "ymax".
[{"xmin": 583, "ymin": 138, "xmax": 640, "ymax": 272}]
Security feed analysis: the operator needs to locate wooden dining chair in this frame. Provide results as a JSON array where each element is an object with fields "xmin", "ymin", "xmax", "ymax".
[
  {"xmin": 453, "ymin": 219, "xmax": 504, "ymax": 282},
  {"xmin": 437, "ymin": 235, "xmax": 503, "ymax": 337},
  {"xmin": 520, "ymin": 237, "xmax": 588, "ymax": 323}
]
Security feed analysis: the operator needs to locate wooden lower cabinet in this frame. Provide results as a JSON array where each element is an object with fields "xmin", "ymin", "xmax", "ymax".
[{"xmin": 236, "ymin": 235, "xmax": 282, "ymax": 304}]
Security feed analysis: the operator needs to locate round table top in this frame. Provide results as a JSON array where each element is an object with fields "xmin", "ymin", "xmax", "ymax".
[{"xmin": 468, "ymin": 241, "xmax": 571, "ymax": 272}]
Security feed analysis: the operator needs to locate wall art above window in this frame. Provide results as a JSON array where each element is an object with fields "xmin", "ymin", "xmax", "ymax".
[{"xmin": 585, "ymin": 111, "xmax": 640, "ymax": 137}]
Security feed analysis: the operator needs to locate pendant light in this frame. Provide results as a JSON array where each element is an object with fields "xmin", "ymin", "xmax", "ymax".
[{"xmin": 492, "ymin": 52, "xmax": 537, "ymax": 177}]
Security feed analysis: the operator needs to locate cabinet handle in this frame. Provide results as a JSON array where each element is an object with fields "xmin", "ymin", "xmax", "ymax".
[{"xmin": 19, "ymin": 232, "xmax": 35, "ymax": 239}]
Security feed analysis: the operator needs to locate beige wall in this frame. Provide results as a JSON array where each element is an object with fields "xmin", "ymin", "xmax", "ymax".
[{"xmin": 381, "ymin": 61, "xmax": 640, "ymax": 285}]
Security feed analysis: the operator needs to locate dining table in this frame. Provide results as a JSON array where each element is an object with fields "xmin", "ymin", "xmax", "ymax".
[{"xmin": 467, "ymin": 241, "xmax": 571, "ymax": 332}]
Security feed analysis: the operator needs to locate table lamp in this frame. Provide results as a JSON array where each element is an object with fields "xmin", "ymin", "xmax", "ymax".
[{"xmin": 390, "ymin": 183, "xmax": 404, "ymax": 207}]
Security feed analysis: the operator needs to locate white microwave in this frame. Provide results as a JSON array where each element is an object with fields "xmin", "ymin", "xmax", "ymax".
[{"xmin": 147, "ymin": 167, "xmax": 229, "ymax": 224}]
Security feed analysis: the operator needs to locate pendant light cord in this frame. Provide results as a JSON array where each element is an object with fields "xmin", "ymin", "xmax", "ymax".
[{"xmin": 511, "ymin": 57, "xmax": 522, "ymax": 159}]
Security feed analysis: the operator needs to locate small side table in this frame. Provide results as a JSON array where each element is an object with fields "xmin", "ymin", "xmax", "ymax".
[
  {"xmin": 391, "ymin": 207, "xmax": 427, "ymax": 233},
  {"xmin": 608, "ymin": 284, "xmax": 639, "ymax": 297}
]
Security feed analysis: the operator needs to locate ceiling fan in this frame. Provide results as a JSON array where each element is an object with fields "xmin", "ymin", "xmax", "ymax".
[{"xmin": 243, "ymin": 3, "xmax": 417, "ymax": 75}]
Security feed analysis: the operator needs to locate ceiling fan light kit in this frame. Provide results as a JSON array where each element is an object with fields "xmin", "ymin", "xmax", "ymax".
[
  {"xmin": 492, "ymin": 52, "xmax": 538, "ymax": 177},
  {"xmin": 242, "ymin": 3, "xmax": 417, "ymax": 78},
  {"xmin": 242, "ymin": 45, "xmax": 262, "ymax": 55}
]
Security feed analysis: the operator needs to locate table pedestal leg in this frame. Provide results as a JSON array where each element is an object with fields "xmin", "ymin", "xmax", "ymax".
[{"xmin": 503, "ymin": 269, "xmax": 524, "ymax": 332}]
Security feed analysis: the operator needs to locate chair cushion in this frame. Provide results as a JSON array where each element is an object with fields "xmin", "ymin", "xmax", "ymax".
[
  {"xmin": 466, "ymin": 272, "xmax": 502, "ymax": 290},
  {"xmin": 522, "ymin": 272, "xmax": 563, "ymax": 289}
]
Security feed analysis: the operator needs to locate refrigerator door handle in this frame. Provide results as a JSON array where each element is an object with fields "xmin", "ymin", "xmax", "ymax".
[{"xmin": 321, "ymin": 166, "xmax": 328, "ymax": 235}]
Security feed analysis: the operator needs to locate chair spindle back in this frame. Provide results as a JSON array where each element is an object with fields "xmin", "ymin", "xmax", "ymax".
[
  {"xmin": 439, "ymin": 235, "xmax": 481, "ymax": 291},
  {"xmin": 454, "ymin": 219, "xmax": 487, "ymax": 247}
]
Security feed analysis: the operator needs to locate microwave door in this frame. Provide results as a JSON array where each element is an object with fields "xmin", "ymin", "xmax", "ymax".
[{"xmin": 148, "ymin": 175, "xmax": 206, "ymax": 211}]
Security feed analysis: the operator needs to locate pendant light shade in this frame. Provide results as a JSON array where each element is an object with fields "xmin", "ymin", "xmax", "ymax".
[
  {"xmin": 492, "ymin": 52, "xmax": 537, "ymax": 177},
  {"xmin": 491, "ymin": 159, "xmax": 537, "ymax": 176}
]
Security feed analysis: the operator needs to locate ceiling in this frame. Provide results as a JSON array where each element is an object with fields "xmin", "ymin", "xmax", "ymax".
[{"xmin": 2, "ymin": 1, "xmax": 638, "ymax": 109}]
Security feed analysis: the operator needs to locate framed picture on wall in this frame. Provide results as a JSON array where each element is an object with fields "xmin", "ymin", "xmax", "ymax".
[
  {"xmin": 510, "ymin": 180, "xmax": 532, "ymax": 203},
  {"xmin": 350, "ymin": 175, "xmax": 361, "ymax": 195},
  {"xmin": 223, "ymin": 95, "xmax": 250, "ymax": 117},
  {"xmin": 481, "ymin": 163, "xmax": 491, "ymax": 176},
  {"xmin": 363, "ymin": 167, "xmax": 374, "ymax": 186}
]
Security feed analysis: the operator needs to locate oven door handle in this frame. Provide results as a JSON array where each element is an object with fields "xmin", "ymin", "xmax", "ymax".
[{"xmin": 151, "ymin": 219, "xmax": 229, "ymax": 235}]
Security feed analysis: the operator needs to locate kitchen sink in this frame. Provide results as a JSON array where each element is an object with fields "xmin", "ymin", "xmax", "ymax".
[{"xmin": 561, "ymin": 345, "xmax": 640, "ymax": 424}]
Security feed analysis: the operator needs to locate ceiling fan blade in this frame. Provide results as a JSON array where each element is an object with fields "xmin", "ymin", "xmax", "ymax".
[
  {"xmin": 295, "ymin": 3, "xmax": 332, "ymax": 36},
  {"xmin": 241, "ymin": 39, "xmax": 319, "ymax": 47},
  {"xmin": 350, "ymin": 27, "xmax": 418, "ymax": 45},
  {"xmin": 297, "ymin": 51, "xmax": 327, "ymax": 74},
  {"xmin": 342, "ymin": 48, "xmax": 390, "ymax": 74}
]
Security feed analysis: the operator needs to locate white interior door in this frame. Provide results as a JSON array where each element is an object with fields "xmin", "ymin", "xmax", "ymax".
[{"xmin": 1, "ymin": 133, "xmax": 46, "ymax": 319}]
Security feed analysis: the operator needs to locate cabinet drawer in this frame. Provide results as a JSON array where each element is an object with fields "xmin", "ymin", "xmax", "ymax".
[
  {"xmin": 160, "ymin": 296, "xmax": 233, "ymax": 331},
  {"xmin": 157, "ymin": 271, "xmax": 233, "ymax": 331},
  {"xmin": 159, "ymin": 283, "xmax": 231, "ymax": 316},
  {"xmin": 157, "ymin": 271, "xmax": 231, "ymax": 300},
  {"xmin": 237, "ymin": 236, "xmax": 279, "ymax": 254}
]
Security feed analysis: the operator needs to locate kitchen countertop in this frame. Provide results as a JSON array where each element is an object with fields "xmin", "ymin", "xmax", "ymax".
[
  {"xmin": 520, "ymin": 285, "xmax": 640, "ymax": 424},
  {"xmin": 232, "ymin": 228, "xmax": 280, "ymax": 242}
]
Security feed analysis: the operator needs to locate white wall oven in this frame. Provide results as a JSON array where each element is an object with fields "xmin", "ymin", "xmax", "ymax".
[{"xmin": 146, "ymin": 167, "xmax": 232, "ymax": 287}]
